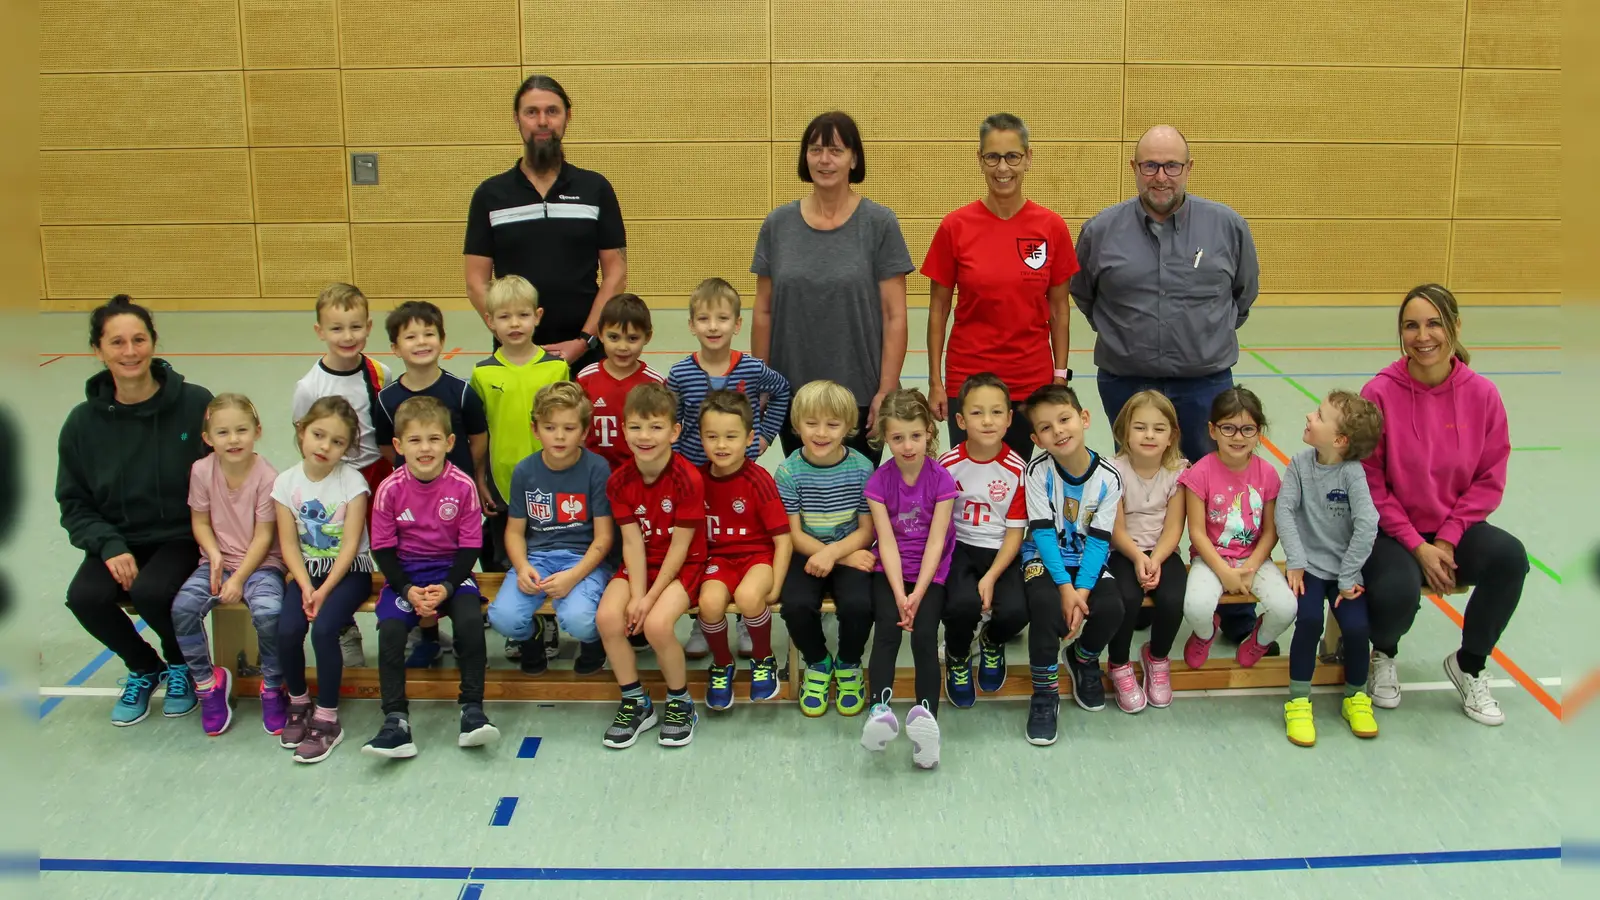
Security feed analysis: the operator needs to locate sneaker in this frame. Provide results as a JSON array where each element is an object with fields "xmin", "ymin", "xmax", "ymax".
[
  {"xmin": 573, "ymin": 640, "xmax": 606, "ymax": 675},
  {"xmin": 1284, "ymin": 697, "xmax": 1316, "ymax": 747},
  {"xmin": 1367, "ymin": 651, "xmax": 1401, "ymax": 708},
  {"xmin": 1140, "ymin": 643, "xmax": 1173, "ymax": 708},
  {"xmin": 339, "ymin": 624, "xmax": 364, "ymax": 667},
  {"xmin": 162, "ymin": 664, "xmax": 197, "ymax": 717},
  {"xmin": 1343, "ymin": 691, "xmax": 1380, "ymax": 738},
  {"xmin": 906, "ymin": 703, "xmax": 941, "ymax": 769},
  {"xmin": 1236, "ymin": 616, "xmax": 1271, "ymax": 668},
  {"xmin": 280, "ymin": 696, "xmax": 312, "ymax": 748},
  {"xmin": 749, "ymin": 655, "xmax": 780, "ymax": 702},
  {"xmin": 1064, "ymin": 643, "xmax": 1105, "ymax": 712},
  {"xmin": 945, "ymin": 659, "xmax": 976, "ymax": 709},
  {"xmin": 1443, "ymin": 653, "xmax": 1504, "ymax": 726},
  {"xmin": 706, "ymin": 663, "xmax": 735, "ymax": 711},
  {"xmin": 260, "ymin": 685, "xmax": 288, "ymax": 736},
  {"xmin": 361, "ymin": 713, "xmax": 418, "ymax": 759},
  {"xmin": 833, "ymin": 665, "xmax": 867, "ymax": 716},
  {"xmin": 197, "ymin": 666, "xmax": 234, "ymax": 737},
  {"xmin": 459, "ymin": 703, "xmax": 501, "ymax": 747},
  {"xmin": 602, "ymin": 697, "xmax": 658, "ymax": 749},
  {"xmin": 519, "ymin": 642, "xmax": 548, "ymax": 676},
  {"xmin": 684, "ymin": 621, "xmax": 709, "ymax": 659},
  {"xmin": 736, "ymin": 619, "xmax": 753, "ymax": 657},
  {"xmin": 976, "ymin": 632, "xmax": 1007, "ymax": 693},
  {"xmin": 293, "ymin": 716, "xmax": 344, "ymax": 764},
  {"xmin": 542, "ymin": 615, "xmax": 560, "ymax": 658},
  {"xmin": 1107, "ymin": 662, "xmax": 1146, "ymax": 714},
  {"xmin": 504, "ymin": 637, "xmax": 522, "ymax": 660},
  {"xmin": 111, "ymin": 670, "xmax": 159, "ymax": 726},
  {"xmin": 1026, "ymin": 691, "xmax": 1059, "ymax": 746},
  {"xmin": 406, "ymin": 638, "xmax": 442, "ymax": 669},
  {"xmin": 860, "ymin": 702, "xmax": 900, "ymax": 751},
  {"xmin": 799, "ymin": 665, "xmax": 832, "ymax": 717},
  {"xmin": 627, "ymin": 632, "xmax": 650, "ymax": 649},
  {"xmin": 1183, "ymin": 616, "xmax": 1219, "ymax": 669},
  {"xmin": 658, "ymin": 697, "xmax": 697, "ymax": 747}
]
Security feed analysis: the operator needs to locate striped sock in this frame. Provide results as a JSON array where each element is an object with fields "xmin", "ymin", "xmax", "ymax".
[
  {"xmin": 620, "ymin": 681, "xmax": 648, "ymax": 703},
  {"xmin": 1074, "ymin": 643, "xmax": 1099, "ymax": 666},
  {"xmin": 312, "ymin": 705, "xmax": 338, "ymax": 724},
  {"xmin": 745, "ymin": 608, "xmax": 773, "ymax": 658},
  {"xmin": 701, "ymin": 616, "xmax": 733, "ymax": 666},
  {"xmin": 667, "ymin": 686, "xmax": 692, "ymax": 708},
  {"xmin": 1031, "ymin": 664, "xmax": 1058, "ymax": 694}
]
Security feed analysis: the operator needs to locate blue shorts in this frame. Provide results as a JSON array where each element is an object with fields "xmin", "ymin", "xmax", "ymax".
[{"xmin": 376, "ymin": 560, "xmax": 480, "ymax": 628}]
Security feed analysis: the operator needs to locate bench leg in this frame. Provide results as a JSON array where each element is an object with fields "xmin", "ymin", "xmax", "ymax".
[{"xmin": 212, "ymin": 605, "xmax": 256, "ymax": 678}]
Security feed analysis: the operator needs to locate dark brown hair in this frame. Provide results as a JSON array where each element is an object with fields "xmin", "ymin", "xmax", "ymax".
[
  {"xmin": 699, "ymin": 389, "xmax": 754, "ymax": 433},
  {"xmin": 89, "ymin": 294, "xmax": 156, "ymax": 348},
  {"xmin": 385, "ymin": 300, "xmax": 445, "ymax": 344},
  {"xmin": 514, "ymin": 74, "xmax": 571, "ymax": 113},
  {"xmin": 293, "ymin": 395, "xmax": 360, "ymax": 456},
  {"xmin": 623, "ymin": 383, "xmax": 677, "ymax": 424},
  {"xmin": 956, "ymin": 372, "xmax": 1011, "ymax": 413},
  {"xmin": 798, "ymin": 111, "xmax": 866, "ymax": 184},
  {"xmin": 598, "ymin": 292, "xmax": 653, "ymax": 337},
  {"xmin": 1400, "ymin": 283, "xmax": 1470, "ymax": 365},
  {"xmin": 1208, "ymin": 385, "xmax": 1267, "ymax": 431},
  {"xmin": 1021, "ymin": 383, "xmax": 1085, "ymax": 424}
]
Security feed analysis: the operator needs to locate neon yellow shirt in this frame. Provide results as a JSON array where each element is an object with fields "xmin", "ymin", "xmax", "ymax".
[{"xmin": 469, "ymin": 347, "xmax": 570, "ymax": 502}]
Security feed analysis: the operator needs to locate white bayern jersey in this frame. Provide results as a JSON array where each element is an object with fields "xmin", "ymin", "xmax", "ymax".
[
  {"xmin": 938, "ymin": 444, "xmax": 1029, "ymax": 550},
  {"xmin": 1023, "ymin": 450, "xmax": 1122, "ymax": 568}
]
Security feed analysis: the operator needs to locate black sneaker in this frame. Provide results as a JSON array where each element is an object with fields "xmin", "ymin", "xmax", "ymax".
[
  {"xmin": 627, "ymin": 632, "xmax": 650, "ymax": 649},
  {"xmin": 573, "ymin": 640, "xmax": 606, "ymax": 676},
  {"xmin": 519, "ymin": 642, "xmax": 548, "ymax": 676},
  {"xmin": 360, "ymin": 713, "xmax": 417, "ymax": 759},
  {"xmin": 658, "ymin": 697, "xmax": 697, "ymax": 747},
  {"xmin": 1064, "ymin": 642, "xmax": 1106, "ymax": 712},
  {"xmin": 1026, "ymin": 692, "xmax": 1059, "ymax": 746},
  {"xmin": 602, "ymin": 697, "xmax": 658, "ymax": 749},
  {"xmin": 458, "ymin": 703, "xmax": 500, "ymax": 748}
]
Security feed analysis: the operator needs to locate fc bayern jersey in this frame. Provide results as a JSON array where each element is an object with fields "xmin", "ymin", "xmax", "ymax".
[
  {"xmin": 607, "ymin": 452, "xmax": 707, "ymax": 568},
  {"xmin": 576, "ymin": 361, "xmax": 665, "ymax": 469},
  {"xmin": 369, "ymin": 462, "xmax": 483, "ymax": 563},
  {"xmin": 701, "ymin": 461, "xmax": 788, "ymax": 558},
  {"xmin": 939, "ymin": 443, "xmax": 1028, "ymax": 550}
]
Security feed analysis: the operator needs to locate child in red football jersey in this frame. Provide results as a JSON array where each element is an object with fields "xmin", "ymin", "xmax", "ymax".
[{"xmin": 575, "ymin": 293, "xmax": 665, "ymax": 471}]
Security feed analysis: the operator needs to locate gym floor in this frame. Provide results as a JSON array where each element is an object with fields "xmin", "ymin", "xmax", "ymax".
[{"xmin": 24, "ymin": 303, "xmax": 1564, "ymax": 898}]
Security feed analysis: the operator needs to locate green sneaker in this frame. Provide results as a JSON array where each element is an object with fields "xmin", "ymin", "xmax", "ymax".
[
  {"xmin": 833, "ymin": 665, "xmax": 867, "ymax": 716},
  {"xmin": 799, "ymin": 665, "xmax": 832, "ymax": 717}
]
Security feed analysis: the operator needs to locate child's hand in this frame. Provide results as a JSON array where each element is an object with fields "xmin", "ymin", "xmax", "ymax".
[
  {"xmin": 218, "ymin": 573, "xmax": 245, "ymax": 605},
  {"xmin": 899, "ymin": 586, "xmax": 924, "ymax": 630},
  {"xmin": 1235, "ymin": 564, "xmax": 1258, "ymax": 595},
  {"xmin": 841, "ymin": 549, "xmax": 877, "ymax": 572},
  {"xmin": 541, "ymin": 569, "xmax": 580, "ymax": 601},
  {"xmin": 1136, "ymin": 553, "xmax": 1158, "ymax": 588},
  {"xmin": 1286, "ymin": 568, "xmax": 1305, "ymax": 596},
  {"xmin": 295, "ymin": 577, "xmax": 314, "ymax": 608},
  {"xmin": 207, "ymin": 552, "xmax": 225, "ymax": 594},
  {"xmin": 624, "ymin": 593, "xmax": 650, "ymax": 634},
  {"xmin": 976, "ymin": 573, "xmax": 996, "ymax": 613},
  {"xmin": 516, "ymin": 565, "xmax": 542, "ymax": 596},
  {"xmin": 1336, "ymin": 584, "xmax": 1364, "ymax": 607},
  {"xmin": 1060, "ymin": 586, "xmax": 1089, "ymax": 639},
  {"xmin": 307, "ymin": 586, "xmax": 328, "ymax": 619},
  {"xmin": 804, "ymin": 547, "xmax": 836, "ymax": 577}
]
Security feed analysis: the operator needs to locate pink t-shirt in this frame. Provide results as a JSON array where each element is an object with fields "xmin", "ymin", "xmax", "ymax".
[
  {"xmin": 1177, "ymin": 453, "xmax": 1280, "ymax": 561},
  {"xmin": 188, "ymin": 454, "xmax": 284, "ymax": 573},
  {"xmin": 370, "ymin": 462, "xmax": 484, "ymax": 563},
  {"xmin": 1112, "ymin": 456, "xmax": 1185, "ymax": 553}
]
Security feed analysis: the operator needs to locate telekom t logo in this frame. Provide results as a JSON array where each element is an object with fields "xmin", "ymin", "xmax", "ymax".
[
  {"xmin": 962, "ymin": 499, "xmax": 992, "ymax": 525},
  {"xmin": 593, "ymin": 415, "xmax": 619, "ymax": 447}
]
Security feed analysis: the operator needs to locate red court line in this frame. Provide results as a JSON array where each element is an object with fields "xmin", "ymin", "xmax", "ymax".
[{"xmin": 38, "ymin": 355, "xmax": 64, "ymax": 367}]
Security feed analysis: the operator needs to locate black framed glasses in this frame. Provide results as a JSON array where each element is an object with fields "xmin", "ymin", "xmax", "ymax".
[
  {"xmin": 1216, "ymin": 423, "xmax": 1259, "ymax": 438},
  {"xmin": 1136, "ymin": 160, "xmax": 1188, "ymax": 177},
  {"xmin": 981, "ymin": 152, "xmax": 1026, "ymax": 167}
]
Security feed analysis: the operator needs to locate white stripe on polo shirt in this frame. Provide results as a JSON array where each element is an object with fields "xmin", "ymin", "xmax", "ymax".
[
  {"xmin": 490, "ymin": 203, "xmax": 546, "ymax": 226},
  {"xmin": 545, "ymin": 203, "xmax": 600, "ymax": 220},
  {"xmin": 490, "ymin": 202, "xmax": 602, "ymax": 227}
]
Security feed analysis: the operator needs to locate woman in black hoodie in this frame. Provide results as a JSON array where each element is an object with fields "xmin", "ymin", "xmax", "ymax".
[{"xmin": 57, "ymin": 295, "xmax": 213, "ymax": 726}]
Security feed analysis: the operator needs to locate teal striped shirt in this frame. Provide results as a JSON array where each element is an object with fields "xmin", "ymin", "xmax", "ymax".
[{"xmin": 774, "ymin": 447, "xmax": 873, "ymax": 544}]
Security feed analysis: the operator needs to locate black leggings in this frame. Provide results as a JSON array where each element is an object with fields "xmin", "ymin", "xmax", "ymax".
[
  {"xmin": 869, "ymin": 574, "xmax": 945, "ymax": 714},
  {"xmin": 946, "ymin": 401, "xmax": 1037, "ymax": 467},
  {"xmin": 945, "ymin": 542, "xmax": 1026, "ymax": 658},
  {"xmin": 1020, "ymin": 559, "xmax": 1123, "ymax": 666},
  {"xmin": 278, "ymin": 571, "xmax": 374, "ymax": 708},
  {"xmin": 1362, "ymin": 523, "xmax": 1527, "ymax": 672},
  {"xmin": 778, "ymin": 554, "xmax": 874, "ymax": 667},
  {"xmin": 378, "ymin": 589, "xmax": 487, "ymax": 715},
  {"xmin": 64, "ymin": 539, "xmax": 198, "ymax": 674},
  {"xmin": 779, "ymin": 404, "xmax": 883, "ymax": 466},
  {"xmin": 1105, "ymin": 551, "xmax": 1186, "ymax": 664}
]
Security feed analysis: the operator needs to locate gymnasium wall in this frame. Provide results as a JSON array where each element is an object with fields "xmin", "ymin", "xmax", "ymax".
[{"xmin": 39, "ymin": 0, "xmax": 1561, "ymax": 312}]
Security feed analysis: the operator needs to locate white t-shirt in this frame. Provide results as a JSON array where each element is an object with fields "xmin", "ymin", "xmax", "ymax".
[
  {"xmin": 270, "ymin": 460, "xmax": 375, "ymax": 577},
  {"xmin": 290, "ymin": 357, "xmax": 392, "ymax": 470},
  {"xmin": 937, "ymin": 443, "xmax": 1028, "ymax": 550}
]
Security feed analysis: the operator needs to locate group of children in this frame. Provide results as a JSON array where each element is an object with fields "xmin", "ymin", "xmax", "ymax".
[{"xmin": 158, "ymin": 271, "xmax": 1390, "ymax": 770}]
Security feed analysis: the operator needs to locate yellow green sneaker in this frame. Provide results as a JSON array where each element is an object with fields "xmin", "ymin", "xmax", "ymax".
[
  {"xmin": 833, "ymin": 666, "xmax": 867, "ymax": 716},
  {"xmin": 1284, "ymin": 697, "xmax": 1316, "ymax": 747},
  {"xmin": 799, "ymin": 665, "xmax": 832, "ymax": 718},
  {"xmin": 1342, "ymin": 691, "xmax": 1379, "ymax": 738}
]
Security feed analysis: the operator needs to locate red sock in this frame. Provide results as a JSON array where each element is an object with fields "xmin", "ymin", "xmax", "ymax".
[
  {"xmin": 745, "ymin": 608, "xmax": 773, "ymax": 659},
  {"xmin": 701, "ymin": 617, "xmax": 733, "ymax": 666}
]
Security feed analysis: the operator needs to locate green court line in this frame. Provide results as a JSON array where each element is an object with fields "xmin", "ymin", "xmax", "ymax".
[
  {"xmin": 1528, "ymin": 557, "xmax": 1563, "ymax": 584},
  {"xmin": 1511, "ymin": 446, "xmax": 1561, "ymax": 452}
]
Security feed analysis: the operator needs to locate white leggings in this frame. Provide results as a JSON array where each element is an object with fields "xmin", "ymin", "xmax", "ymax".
[{"xmin": 1183, "ymin": 559, "xmax": 1296, "ymax": 643}]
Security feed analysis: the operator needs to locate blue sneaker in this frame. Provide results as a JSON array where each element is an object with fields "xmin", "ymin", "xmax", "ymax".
[
  {"xmin": 977, "ymin": 631, "xmax": 1007, "ymax": 693},
  {"xmin": 406, "ymin": 639, "xmax": 442, "ymax": 668},
  {"xmin": 749, "ymin": 655, "xmax": 780, "ymax": 702},
  {"xmin": 162, "ymin": 664, "xmax": 197, "ymax": 718},
  {"xmin": 111, "ymin": 670, "xmax": 159, "ymax": 726},
  {"xmin": 706, "ymin": 663, "xmax": 735, "ymax": 711},
  {"xmin": 945, "ymin": 658, "xmax": 976, "ymax": 709}
]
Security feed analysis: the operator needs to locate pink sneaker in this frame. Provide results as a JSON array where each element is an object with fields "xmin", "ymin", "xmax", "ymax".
[
  {"xmin": 1107, "ymin": 663, "xmax": 1146, "ymax": 714},
  {"xmin": 1236, "ymin": 616, "xmax": 1270, "ymax": 668},
  {"xmin": 260, "ymin": 684, "xmax": 287, "ymax": 736},
  {"xmin": 1183, "ymin": 615, "xmax": 1218, "ymax": 669},
  {"xmin": 1140, "ymin": 643, "xmax": 1173, "ymax": 708}
]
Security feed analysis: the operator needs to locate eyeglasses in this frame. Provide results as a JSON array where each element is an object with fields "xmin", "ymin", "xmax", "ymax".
[
  {"xmin": 981, "ymin": 152, "xmax": 1027, "ymax": 167},
  {"xmin": 1135, "ymin": 160, "xmax": 1188, "ymax": 177},
  {"xmin": 1216, "ymin": 423, "xmax": 1259, "ymax": 438}
]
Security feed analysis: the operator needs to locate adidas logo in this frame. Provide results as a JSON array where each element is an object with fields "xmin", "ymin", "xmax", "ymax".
[
  {"xmin": 593, "ymin": 397, "xmax": 607, "ymax": 408},
  {"xmin": 397, "ymin": 509, "xmax": 415, "ymax": 522}
]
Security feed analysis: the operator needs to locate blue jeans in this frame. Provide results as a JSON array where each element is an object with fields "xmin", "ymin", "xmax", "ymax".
[
  {"xmin": 171, "ymin": 564, "xmax": 285, "ymax": 688},
  {"xmin": 488, "ymin": 548, "xmax": 610, "ymax": 643},
  {"xmin": 1290, "ymin": 572, "xmax": 1371, "ymax": 687}
]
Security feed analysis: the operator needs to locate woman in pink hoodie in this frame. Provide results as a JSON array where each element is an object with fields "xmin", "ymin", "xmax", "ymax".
[{"xmin": 1359, "ymin": 284, "xmax": 1526, "ymax": 727}]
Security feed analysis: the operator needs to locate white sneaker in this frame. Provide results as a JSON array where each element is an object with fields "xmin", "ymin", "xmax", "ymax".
[
  {"xmin": 736, "ymin": 619, "xmax": 753, "ymax": 657},
  {"xmin": 684, "ymin": 620, "xmax": 709, "ymax": 659},
  {"xmin": 338, "ymin": 625, "xmax": 364, "ymax": 668},
  {"xmin": 905, "ymin": 703, "xmax": 941, "ymax": 769},
  {"xmin": 542, "ymin": 615, "xmax": 561, "ymax": 658},
  {"xmin": 504, "ymin": 637, "xmax": 522, "ymax": 660},
  {"xmin": 1367, "ymin": 650, "xmax": 1401, "ymax": 709},
  {"xmin": 1444, "ymin": 653, "xmax": 1504, "ymax": 726},
  {"xmin": 860, "ymin": 703, "xmax": 900, "ymax": 752}
]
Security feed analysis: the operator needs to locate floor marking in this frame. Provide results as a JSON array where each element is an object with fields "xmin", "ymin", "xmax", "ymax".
[
  {"xmin": 489, "ymin": 797, "xmax": 518, "ymax": 827},
  {"xmin": 444, "ymin": 346, "xmax": 462, "ymax": 360},
  {"xmin": 38, "ymin": 355, "xmax": 63, "ymax": 367},
  {"xmin": 39, "ymin": 619, "xmax": 145, "ymax": 719},
  {"xmin": 516, "ymin": 737, "xmax": 541, "ymax": 759},
  {"xmin": 1564, "ymin": 668, "xmax": 1600, "ymax": 717},
  {"xmin": 1194, "ymin": 676, "xmax": 1559, "ymax": 699},
  {"xmin": 458, "ymin": 883, "xmax": 485, "ymax": 899}
]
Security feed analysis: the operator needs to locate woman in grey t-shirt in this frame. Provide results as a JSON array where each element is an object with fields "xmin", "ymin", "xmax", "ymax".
[{"xmin": 751, "ymin": 111, "xmax": 914, "ymax": 465}]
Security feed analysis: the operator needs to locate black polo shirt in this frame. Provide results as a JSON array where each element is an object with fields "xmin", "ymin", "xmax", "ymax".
[{"xmin": 464, "ymin": 160, "xmax": 626, "ymax": 345}]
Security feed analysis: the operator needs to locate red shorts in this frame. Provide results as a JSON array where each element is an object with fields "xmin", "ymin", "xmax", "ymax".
[
  {"xmin": 701, "ymin": 553, "xmax": 775, "ymax": 594},
  {"xmin": 613, "ymin": 560, "xmax": 705, "ymax": 599}
]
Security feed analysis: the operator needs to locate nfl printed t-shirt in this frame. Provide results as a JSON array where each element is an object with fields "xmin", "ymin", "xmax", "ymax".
[
  {"xmin": 774, "ymin": 447, "xmax": 874, "ymax": 544},
  {"xmin": 290, "ymin": 356, "xmax": 392, "ymax": 470},
  {"xmin": 1024, "ymin": 450, "xmax": 1122, "ymax": 588},
  {"xmin": 369, "ymin": 462, "xmax": 483, "ymax": 562},
  {"xmin": 921, "ymin": 200, "xmax": 1078, "ymax": 400},
  {"xmin": 938, "ymin": 443, "xmax": 1028, "ymax": 551},
  {"xmin": 271, "ymin": 461, "xmax": 375, "ymax": 576},
  {"xmin": 375, "ymin": 370, "xmax": 488, "ymax": 478},
  {"xmin": 1111, "ymin": 456, "xmax": 1186, "ymax": 553},
  {"xmin": 1178, "ymin": 452, "xmax": 1281, "ymax": 562},
  {"xmin": 508, "ymin": 449, "xmax": 612, "ymax": 555},
  {"xmin": 702, "ymin": 461, "xmax": 788, "ymax": 560},
  {"xmin": 189, "ymin": 453, "xmax": 284, "ymax": 573},
  {"xmin": 575, "ymin": 360, "xmax": 665, "ymax": 470},
  {"xmin": 608, "ymin": 452, "xmax": 707, "ymax": 569},
  {"xmin": 863, "ymin": 457, "xmax": 960, "ymax": 585}
]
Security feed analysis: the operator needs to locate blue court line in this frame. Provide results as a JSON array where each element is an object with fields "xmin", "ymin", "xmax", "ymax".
[
  {"xmin": 39, "ymin": 619, "xmax": 147, "ymax": 719},
  {"xmin": 489, "ymin": 797, "xmax": 518, "ymax": 827},
  {"xmin": 458, "ymin": 883, "xmax": 485, "ymax": 899},
  {"xmin": 516, "ymin": 737, "xmax": 541, "ymax": 759},
  {"xmin": 38, "ymin": 846, "xmax": 1557, "ymax": 882}
]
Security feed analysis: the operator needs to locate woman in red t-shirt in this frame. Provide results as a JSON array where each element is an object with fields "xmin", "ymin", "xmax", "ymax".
[{"xmin": 922, "ymin": 113, "xmax": 1078, "ymax": 461}]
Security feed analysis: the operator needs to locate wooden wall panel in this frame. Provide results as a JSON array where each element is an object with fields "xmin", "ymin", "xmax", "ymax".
[
  {"xmin": 532, "ymin": 66, "xmax": 771, "ymax": 142},
  {"xmin": 246, "ymin": 71, "xmax": 344, "ymax": 146},
  {"xmin": 1179, "ymin": 144, "xmax": 1458, "ymax": 219},
  {"xmin": 569, "ymin": 144, "xmax": 772, "ymax": 220},
  {"xmin": 1250, "ymin": 220, "xmax": 1451, "ymax": 293},
  {"xmin": 623, "ymin": 222, "xmax": 762, "ymax": 299},
  {"xmin": 1460, "ymin": 70, "xmax": 1561, "ymax": 144},
  {"xmin": 529, "ymin": 0, "xmax": 770, "ymax": 63},
  {"xmin": 42, "ymin": 225, "xmax": 260, "ymax": 298},
  {"xmin": 252, "ymin": 149, "xmax": 350, "ymax": 223},
  {"xmin": 343, "ymin": 68, "xmax": 523, "ymax": 146},
  {"xmin": 41, "ymin": 73, "xmax": 248, "ymax": 150},
  {"xmin": 340, "ymin": 0, "xmax": 519, "ymax": 68},
  {"xmin": 773, "ymin": 65, "xmax": 1122, "ymax": 142},
  {"xmin": 1454, "ymin": 146, "xmax": 1560, "ymax": 219},
  {"xmin": 240, "ymin": 0, "xmax": 339, "ymax": 69},
  {"xmin": 1125, "ymin": 0, "xmax": 1464, "ymax": 66},
  {"xmin": 258, "ymin": 225, "xmax": 353, "ymax": 296},
  {"xmin": 40, "ymin": 150, "xmax": 254, "ymax": 225},
  {"xmin": 348, "ymin": 147, "xmax": 519, "ymax": 222},
  {"xmin": 1449, "ymin": 221, "xmax": 1560, "ymax": 292},
  {"xmin": 772, "ymin": 0, "xmax": 1122, "ymax": 62},
  {"xmin": 42, "ymin": 0, "xmax": 241, "ymax": 73},
  {"xmin": 1466, "ymin": 0, "xmax": 1561, "ymax": 69},
  {"xmin": 350, "ymin": 224, "xmax": 463, "ymax": 297}
]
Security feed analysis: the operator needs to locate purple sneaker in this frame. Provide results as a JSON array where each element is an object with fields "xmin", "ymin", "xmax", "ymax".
[
  {"xmin": 280, "ymin": 696, "xmax": 312, "ymax": 749},
  {"xmin": 198, "ymin": 666, "xmax": 234, "ymax": 737},
  {"xmin": 294, "ymin": 715, "xmax": 344, "ymax": 764},
  {"xmin": 261, "ymin": 684, "xmax": 288, "ymax": 736}
]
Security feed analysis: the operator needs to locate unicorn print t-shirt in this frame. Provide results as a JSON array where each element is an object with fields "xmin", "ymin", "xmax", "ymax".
[
  {"xmin": 271, "ymin": 460, "xmax": 375, "ymax": 576},
  {"xmin": 1178, "ymin": 452, "xmax": 1281, "ymax": 562}
]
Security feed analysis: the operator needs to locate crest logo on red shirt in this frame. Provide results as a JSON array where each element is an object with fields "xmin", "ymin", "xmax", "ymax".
[
  {"xmin": 557, "ymin": 493, "xmax": 587, "ymax": 523},
  {"xmin": 1017, "ymin": 238, "xmax": 1048, "ymax": 270},
  {"xmin": 987, "ymin": 479, "xmax": 1009, "ymax": 502},
  {"xmin": 732, "ymin": 498, "xmax": 747, "ymax": 514},
  {"xmin": 661, "ymin": 498, "xmax": 674, "ymax": 514}
]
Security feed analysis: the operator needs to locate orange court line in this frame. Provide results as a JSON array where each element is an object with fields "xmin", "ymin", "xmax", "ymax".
[{"xmin": 1565, "ymin": 669, "xmax": 1600, "ymax": 717}]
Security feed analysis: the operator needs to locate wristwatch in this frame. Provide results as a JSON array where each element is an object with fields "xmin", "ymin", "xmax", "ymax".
[
  {"xmin": 580, "ymin": 331, "xmax": 601, "ymax": 353},
  {"xmin": 1053, "ymin": 367, "xmax": 1072, "ymax": 382}
]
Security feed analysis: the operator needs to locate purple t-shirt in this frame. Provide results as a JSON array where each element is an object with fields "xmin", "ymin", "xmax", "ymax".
[{"xmin": 864, "ymin": 456, "xmax": 960, "ymax": 585}]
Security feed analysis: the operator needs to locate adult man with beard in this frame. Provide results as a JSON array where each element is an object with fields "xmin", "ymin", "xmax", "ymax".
[{"xmin": 465, "ymin": 75, "xmax": 628, "ymax": 371}]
